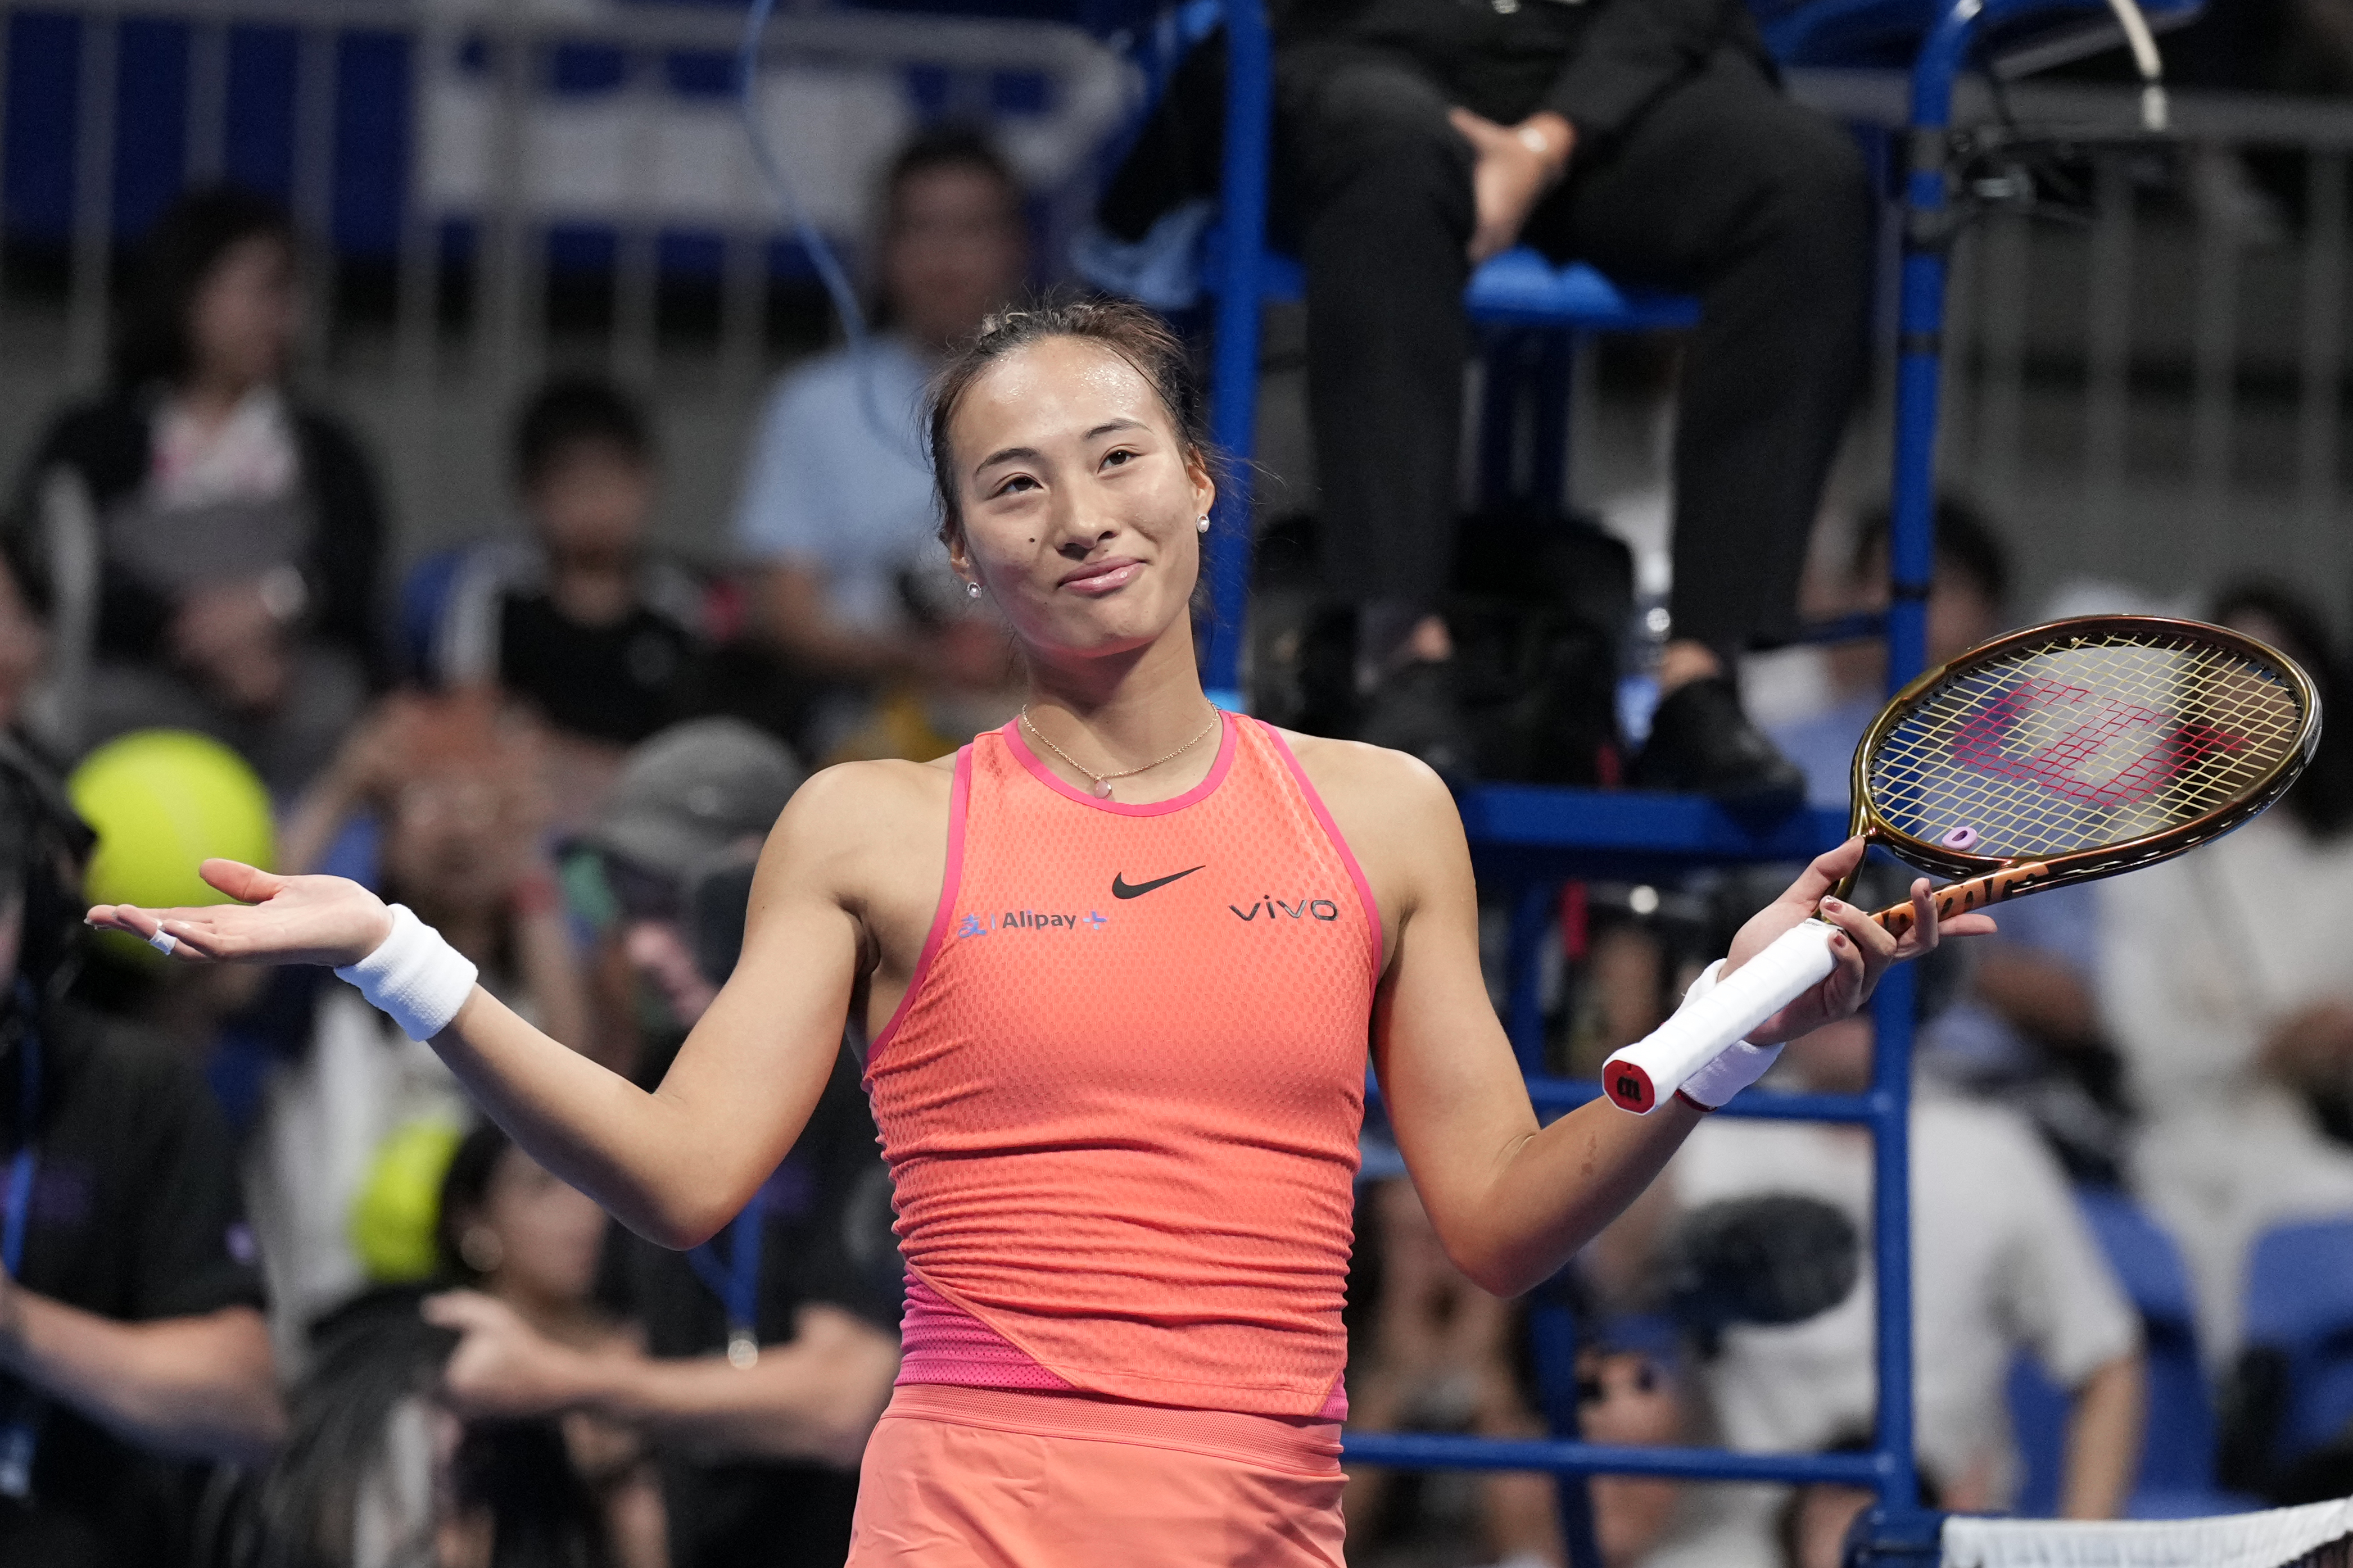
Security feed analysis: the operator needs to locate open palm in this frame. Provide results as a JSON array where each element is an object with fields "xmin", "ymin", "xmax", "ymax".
[{"xmin": 87, "ymin": 859, "xmax": 393, "ymax": 968}]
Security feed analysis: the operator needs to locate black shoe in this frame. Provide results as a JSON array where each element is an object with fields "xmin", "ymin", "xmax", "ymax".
[
  {"xmin": 1629, "ymin": 676, "xmax": 1807, "ymax": 810},
  {"xmin": 1358, "ymin": 660, "xmax": 1475, "ymax": 788}
]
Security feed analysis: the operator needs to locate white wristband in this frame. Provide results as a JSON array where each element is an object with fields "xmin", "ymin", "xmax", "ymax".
[
  {"xmin": 334, "ymin": 904, "xmax": 478, "ymax": 1042},
  {"xmin": 1672, "ymin": 959, "xmax": 1786, "ymax": 1110}
]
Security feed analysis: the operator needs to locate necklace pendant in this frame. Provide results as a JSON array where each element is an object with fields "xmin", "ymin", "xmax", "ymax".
[{"xmin": 1089, "ymin": 778, "xmax": 1114, "ymax": 799}]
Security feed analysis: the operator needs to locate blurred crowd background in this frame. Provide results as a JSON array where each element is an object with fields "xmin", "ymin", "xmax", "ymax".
[{"xmin": 7, "ymin": 0, "xmax": 2353, "ymax": 1565}]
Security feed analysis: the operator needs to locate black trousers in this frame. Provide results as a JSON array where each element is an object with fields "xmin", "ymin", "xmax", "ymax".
[{"xmin": 1277, "ymin": 39, "xmax": 1873, "ymax": 651}]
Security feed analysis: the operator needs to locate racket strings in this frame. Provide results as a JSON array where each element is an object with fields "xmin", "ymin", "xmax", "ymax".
[{"xmin": 1866, "ymin": 633, "xmax": 2306, "ymax": 862}]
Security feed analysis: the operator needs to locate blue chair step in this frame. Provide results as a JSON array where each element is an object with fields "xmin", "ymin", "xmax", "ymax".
[
  {"xmin": 1465, "ymin": 249, "xmax": 1700, "ymax": 332},
  {"xmin": 1202, "ymin": 229, "xmax": 1699, "ymax": 332}
]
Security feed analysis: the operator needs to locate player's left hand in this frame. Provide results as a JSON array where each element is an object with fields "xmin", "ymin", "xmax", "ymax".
[{"xmin": 1726, "ymin": 837, "xmax": 1998, "ymax": 1045}]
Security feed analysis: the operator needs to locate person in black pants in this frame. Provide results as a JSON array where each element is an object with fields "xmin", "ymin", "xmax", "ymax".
[{"xmin": 1278, "ymin": 0, "xmax": 1870, "ymax": 796}]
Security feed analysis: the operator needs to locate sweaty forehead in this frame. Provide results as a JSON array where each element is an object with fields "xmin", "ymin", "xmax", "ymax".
[{"xmin": 953, "ymin": 337, "xmax": 1171, "ymax": 461}]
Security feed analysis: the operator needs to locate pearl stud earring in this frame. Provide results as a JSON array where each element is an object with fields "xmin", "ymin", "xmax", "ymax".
[
  {"xmin": 965, "ymin": 579, "xmax": 983, "ymax": 599},
  {"xmin": 1196, "ymin": 514, "xmax": 1210, "ymax": 534}
]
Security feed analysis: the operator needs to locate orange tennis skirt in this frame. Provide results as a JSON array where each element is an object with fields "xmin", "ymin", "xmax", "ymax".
[{"xmin": 847, "ymin": 1385, "xmax": 1350, "ymax": 1566}]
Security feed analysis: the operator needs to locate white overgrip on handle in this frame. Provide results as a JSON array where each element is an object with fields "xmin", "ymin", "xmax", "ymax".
[{"xmin": 1599, "ymin": 921, "xmax": 1840, "ymax": 1113}]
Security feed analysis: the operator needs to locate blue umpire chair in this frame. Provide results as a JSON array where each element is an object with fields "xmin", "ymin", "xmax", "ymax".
[{"xmin": 1146, "ymin": 0, "xmax": 2201, "ymax": 1558}]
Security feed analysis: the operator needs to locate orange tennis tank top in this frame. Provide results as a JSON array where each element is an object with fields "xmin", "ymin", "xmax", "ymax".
[{"xmin": 865, "ymin": 713, "xmax": 1379, "ymax": 1419}]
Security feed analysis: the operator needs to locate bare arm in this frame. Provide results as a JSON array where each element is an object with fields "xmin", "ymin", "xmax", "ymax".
[
  {"xmin": 430, "ymin": 1291, "xmax": 898, "ymax": 1469},
  {"xmin": 90, "ymin": 761, "xmax": 944, "ymax": 1250},
  {"xmin": 1301, "ymin": 741, "xmax": 1987, "ymax": 1298},
  {"xmin": 2060, "ymin": 1352, "xmax": 2147, "ymax": 1519},
  {"xmin": 0, "ymin": 1290, "xmax": 283, "ymax": 1462}
]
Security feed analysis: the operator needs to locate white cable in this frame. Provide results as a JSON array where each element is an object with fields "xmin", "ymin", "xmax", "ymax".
[
  {"xmin": 2099, "ymin": 0, "xmax": 2169, "ymax": 132},
  {"xmin": 335, "ymin": 904, "xmax": 479, "ymax": 1043}
]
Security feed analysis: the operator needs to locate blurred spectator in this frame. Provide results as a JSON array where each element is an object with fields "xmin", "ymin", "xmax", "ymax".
[
  {"xmin": 426, "ymin": 718, "xmax": 901, "ymax": 1568},
  {"xmin": 2099, "ymin": 581, "xmax": 2353, "ymax": 1361},
  {"xmin": 424, "ymin": 375, "xmax": 714, "ymax": 821},
  {"xmin": 4, "ymin": 185, "xmax": 384, "ymax": 793},
  {"xmin": 1345, "ymin": 1177, "xmax": 1573, "ymax": 1567},
  {"xmin": 1770, "ymin": 496, "xmax": 2013, "ymax": 810},
  {"xmin": 0, "ymin": 736, "xmax": 284, "ymax": 1565},
  {"xmin": 1573, "ymin": 1343, "xmax": 1687, "ymax": 1568},
  {"xmin": 432, "ymin": 1124, "xmax": 667, "ymax": 1568},
  {"xmin": 563, "ymin": 718, "xmax": 807, "ymax": 1076},
  {"xmin": 1660, "ymin": 1014, "xmax": 2144, "ymax": 1547},
  {"xmin": 247, "ymin": 692, "xmax": 593, "ymax": 1368},
  {"xmin": 732, "ymin": 128, "xmax": 1025, "ymax": 762},
  {"xmin": 0, "ymin": 553, "xmax": 43, "ymax": 735},
  {"xmin": 227, "ymin": 1285, "xmax": 623, "ymax": 1568}
]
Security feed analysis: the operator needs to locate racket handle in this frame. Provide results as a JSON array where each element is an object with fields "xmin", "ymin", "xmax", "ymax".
[
  {"xmin": 1869, "ymin": 861, "xmax": 2053, "ymax": 939},
  {"xmin": 1599, "ymin": 922, "xmax": 1840, "ymax": 1114}
]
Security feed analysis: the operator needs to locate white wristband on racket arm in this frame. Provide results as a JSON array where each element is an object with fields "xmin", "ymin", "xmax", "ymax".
[
  {"xmin": 1671, "ymin": 959, "xmax": 1786, "ymax": 1111},
  {"xmin": 334, "ymin": 904, "xmax": 478, "ymax": 1043}
]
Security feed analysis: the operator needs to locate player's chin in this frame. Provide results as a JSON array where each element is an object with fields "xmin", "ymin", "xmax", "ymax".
[{"xmin": 1046, "ymin": 605, "xmax": 1178, "ymax": 657}]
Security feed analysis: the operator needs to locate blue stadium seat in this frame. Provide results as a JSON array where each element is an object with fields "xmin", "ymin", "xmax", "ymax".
[
  {"xmin": 2007, "ymin": 1187, "xmax": 2237, "ymax": 1518},
  {"xmin": 2242, "ymin": 1217, "xmax": 2353, "ymax": 1465}
]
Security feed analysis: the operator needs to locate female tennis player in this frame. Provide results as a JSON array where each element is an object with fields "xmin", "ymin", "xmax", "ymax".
[{"xmin": 89, "ymin": 299, "xmax": 1984, "ymax": 1565}]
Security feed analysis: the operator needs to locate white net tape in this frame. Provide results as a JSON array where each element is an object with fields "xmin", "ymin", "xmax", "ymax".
[{"xmin": 1943, "ymin": 1497, "xmax": 2353, "ymax": 1568}]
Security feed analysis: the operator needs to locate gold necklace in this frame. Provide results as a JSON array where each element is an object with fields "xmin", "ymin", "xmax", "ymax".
[{"xmin": 1019, "ymin": 705, "xmax": 1221, "ymax": 799}]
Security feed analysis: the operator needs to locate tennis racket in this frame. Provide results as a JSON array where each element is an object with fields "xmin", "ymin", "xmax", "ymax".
[{"xmin": 1602, "ymin": 614, "xmax": 2323, "ymax": 1114}]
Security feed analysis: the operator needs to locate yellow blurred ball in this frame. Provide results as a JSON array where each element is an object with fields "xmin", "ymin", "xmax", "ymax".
[
  {"xmin": 351, "ymin": 1118, "xmax": 468, "ymax": 1284},
  {"xmin": 67, "ymin": 729, "xmax": 275, "ymax": 966}
]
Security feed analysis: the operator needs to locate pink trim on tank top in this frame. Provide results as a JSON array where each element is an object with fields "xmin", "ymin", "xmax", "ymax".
[
  {"xmin": 1000, "ymin": 711, "xmax": 1238, "ymax": 817},
  {"xmin": 898, "ymin": 1272, "xmax": 1350, "ymax": 1419},
  {"xmin": 1261, "ymin": 726, "xmax": 1386, "ymax": 981},
  {"xmin": 865, "ymin": 745, "xmax": 972, "ymax": 1064}
]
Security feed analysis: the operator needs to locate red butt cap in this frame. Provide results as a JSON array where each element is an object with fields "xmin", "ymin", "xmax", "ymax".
[{"xmin": 1604, "ymin": 1060, "xmax": 1656, "ymax": 1114}]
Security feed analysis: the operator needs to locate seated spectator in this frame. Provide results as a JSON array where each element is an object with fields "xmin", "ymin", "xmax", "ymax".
[
  {"xmin": 433, "ymin": 1123, "xmax": 666, "ymax": 1567},
  {"xmin": 247, "ymin": 692, "xmax": 594, "ymax": 1367},
  {"xmin": 1663, "ymin": 1014, "xmax": 2144, "ymax": 1540},
  {"xmin": 5, "ymin": 184, "xmax": 383, "ymax": 793},
  {"xmin": 2099, "ymin": 581, "xmax": 2353, "ymax": 1361},
  {"xmin": 426, "ymin": 375, "xmax": 714, "ymax": 820},
  {"xmin": 232, "ymin": 1285, "xmax": 626, "ymax": 1568},
  {"xmin": 425, "ymin": 718, "xmax": 900, "ymax": 1568},
  {"xmin": 0, "ymin": 736, "xmax": 284, "ymax": 1565},
  {"xmin": 732, "ymin": 128, "xmax": 1026, "ymax": 762},
  {"xmin": 1103, "ymin": 0, "xmax": 1870, "ymax": 793}
]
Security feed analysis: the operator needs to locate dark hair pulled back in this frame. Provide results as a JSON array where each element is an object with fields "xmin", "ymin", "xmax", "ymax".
[{"xmin": 925, "ymin": 296, "xmax": 1210, "ymax": 542}]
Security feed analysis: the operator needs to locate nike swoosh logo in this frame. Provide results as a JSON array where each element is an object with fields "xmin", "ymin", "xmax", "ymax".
[{"xmin": 1112, "ymin": 866, "xmax": 1205, "ymax": 900}]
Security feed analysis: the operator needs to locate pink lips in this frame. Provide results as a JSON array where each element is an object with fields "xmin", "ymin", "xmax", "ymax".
[{"xmin": 1059, "ymin": 557, "xmax": 1145, "ymax": 595}]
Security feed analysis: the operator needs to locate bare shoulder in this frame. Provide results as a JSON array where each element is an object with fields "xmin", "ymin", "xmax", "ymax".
[
  {"xmin": 762, "ymin": 757, "xmax": 954, "ymax": 898},
  {"xmin": 1272, "ymin": 728, "xmax": 1461, "ymax": 842},
  {"xmin": 1268, "ymin": 729, "xmax": 1468, "ymax": 935}
]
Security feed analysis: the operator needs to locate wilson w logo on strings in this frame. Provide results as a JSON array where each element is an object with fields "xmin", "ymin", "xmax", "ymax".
[{"xmin": 1951, "ymin": 676, "xmax": 2249, "ymax": 810}]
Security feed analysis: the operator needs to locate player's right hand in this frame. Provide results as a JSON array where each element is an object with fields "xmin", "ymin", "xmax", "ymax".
[{"xmin": 87, "ymin": 858, "xmax": 393, "ymax": 968}]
